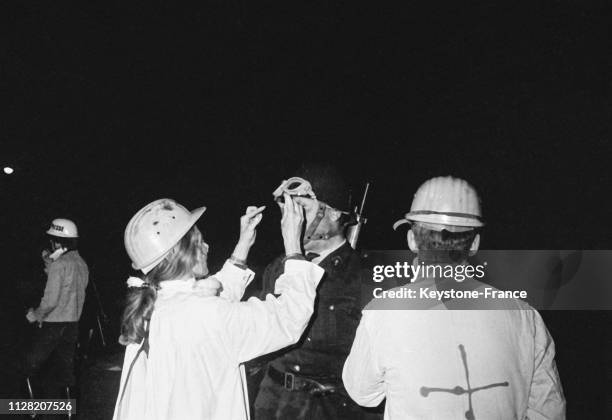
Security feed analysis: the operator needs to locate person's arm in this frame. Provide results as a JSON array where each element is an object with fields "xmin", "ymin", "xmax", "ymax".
[
  {"xmin": 223, "ymin": 194, "xmax": 319, "ymax": 362},
  {"xmin": 222, "ymin": 259, "xmax": 323, "ymax": 363},
  {"xmin": 32, "ymin": 262, "xmax": 64, "ymax": 321},
  {"xmin": 526, "ymin": 312, "xmax": 566, "ymax": 419},
  {"xmin": 207, "ymin": 205, "xmax": 263, "ymax": 301},
  {"xmin": 342, "ymin": 311, "xmax": 386, "ymax": 407},
  {"xmin": 209, "ymin": 261, "xmax": 255, "ymax": 302}
]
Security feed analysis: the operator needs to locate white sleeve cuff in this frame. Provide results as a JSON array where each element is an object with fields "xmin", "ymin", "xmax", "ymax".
[{"xmin": 274, "ymin": 260, "xmax": 324, "ymax": 294}]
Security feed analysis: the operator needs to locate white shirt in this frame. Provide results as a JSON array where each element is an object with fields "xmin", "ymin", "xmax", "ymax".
[
  {"xmin": 113, "ymin": 259, "xmax": 323, "ymax": 420},
  {"xmin": 343, "ymin": 282, "xmax": 566, "ymax": 420}
]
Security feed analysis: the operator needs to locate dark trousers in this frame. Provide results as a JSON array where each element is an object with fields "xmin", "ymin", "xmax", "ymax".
[
  {"xmin": 254, "ymin": 374, "xmax": 383, "ymax": 420},
  {"xmin": 23, "ymin": 322, "xmax": 79, "ymax": 388}
]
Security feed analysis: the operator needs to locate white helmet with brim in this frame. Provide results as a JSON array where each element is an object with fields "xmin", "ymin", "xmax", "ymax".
[
  {"xmin": 393, "ymin": 176, "xmax": 484, "ymax": 233},
  {"xmin": 125, "ymin": 199, "xmax": 206, "ymax": 274}
]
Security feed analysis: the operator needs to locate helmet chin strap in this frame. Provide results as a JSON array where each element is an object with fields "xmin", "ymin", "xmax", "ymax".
[{"xmin": 303, "ymin": 202, "xmax": 329, "ymax": 243}]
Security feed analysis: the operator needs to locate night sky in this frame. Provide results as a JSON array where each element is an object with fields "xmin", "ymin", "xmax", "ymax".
[
  {"xmin": 3, "ymin": 2, "xmax": 611, "ymax": 280},
  {"xmin": 2, "ymin": 2, "xmax": 611, "ymax": 414}
]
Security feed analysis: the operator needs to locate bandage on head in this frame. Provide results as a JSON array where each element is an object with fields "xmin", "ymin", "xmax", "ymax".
[{"xmin": 272, "ymin": 177, "xmax": 317, "ymax": 203}]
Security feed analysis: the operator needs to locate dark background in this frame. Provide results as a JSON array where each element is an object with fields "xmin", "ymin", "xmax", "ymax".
[{"xmin": 1, "ymin": 0, "xmax": 610, "ymax": 417}]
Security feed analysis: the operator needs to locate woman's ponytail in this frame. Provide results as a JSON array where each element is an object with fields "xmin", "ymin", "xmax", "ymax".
[{"xmin": 119, "ymin": 284, "xmax": 157, "ymax": 345}]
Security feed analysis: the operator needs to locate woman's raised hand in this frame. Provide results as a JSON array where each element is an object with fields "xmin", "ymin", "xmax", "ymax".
[
  {"xmin": 281, "ymin": 193, "xmax": 304, "ymax": 256},
  {"xmin": 233, "ymin": 205, "xmax": 265, "ymax": 262},
  {"xmin": 239, "ymin": 206, "xmax": 265, "ymax": 247}
]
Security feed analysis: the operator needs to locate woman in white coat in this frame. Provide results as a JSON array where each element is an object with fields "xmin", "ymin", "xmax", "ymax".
[{"xmin": 113, "ymin": 195, "xmax": 323, "ymax": 420}]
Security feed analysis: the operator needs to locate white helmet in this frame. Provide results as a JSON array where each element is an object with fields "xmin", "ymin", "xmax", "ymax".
[
  {"xmin": 46, "ymin": 218, "xmax": 79, "ymax": 238},
  {"xmin": 125, "ymin": 199, "xmax": 206, "ymax": 274},
  {"xmin": 393, "ymin": 176, "xmax": 484, "ymax": 232}
]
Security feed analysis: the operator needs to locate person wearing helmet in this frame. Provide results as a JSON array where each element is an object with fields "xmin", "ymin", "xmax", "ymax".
[
  {"xmin": 252, "ymin": 165, "xmax": 380, "ymax": 420},
  {"xmin": 23, "ymin": 218, "xmax": 89, "ymax": 402},
  {"xmin": 113, "ymin": 196, "xmax": 324, "ymax": 420},
  {"xmin": 342, "ymin": 176, "xmax": 566, "ymax": 419}
]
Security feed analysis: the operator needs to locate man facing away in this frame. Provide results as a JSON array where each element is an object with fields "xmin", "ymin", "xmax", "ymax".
[{"xmin": 343, "ymin": 176, "xmax": 566, "ymax": 420}]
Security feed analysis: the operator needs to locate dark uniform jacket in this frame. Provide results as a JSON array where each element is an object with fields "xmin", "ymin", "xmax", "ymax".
[
  {"xmin": 262, "ymin": 241, "xmax": 363, "ymax": 380},
  {"xmin": 251, "ymin": 242, "xmax": 385, "ymax": 420}
]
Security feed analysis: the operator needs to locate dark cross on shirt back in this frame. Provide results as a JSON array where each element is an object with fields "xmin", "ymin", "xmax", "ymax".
[{"xmin": 420, "ymin": 344, "xmax": 509, "ymax": 420}]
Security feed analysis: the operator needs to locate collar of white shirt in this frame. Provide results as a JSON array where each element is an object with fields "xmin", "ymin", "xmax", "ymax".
[{"xmin": 158, "ymin": 277, "xmax": 196, "ymax": 293}]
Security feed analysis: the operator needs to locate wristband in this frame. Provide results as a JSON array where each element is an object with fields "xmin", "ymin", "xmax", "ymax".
[
  {"xmin": 229, "ymin": 255, "xmax": 248, "ymax": 269},
  {"xmin": 284, "ymin": 252, "xmax": 306, "ymax": 262}
]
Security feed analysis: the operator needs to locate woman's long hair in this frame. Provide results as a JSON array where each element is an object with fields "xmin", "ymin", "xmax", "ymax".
[{"xmin": 119, "ymin": 226, "xmax": 203, "ymax": 345}]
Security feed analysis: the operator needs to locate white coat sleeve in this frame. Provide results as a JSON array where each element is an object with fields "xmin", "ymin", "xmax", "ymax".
[
  {"xmin": 222, "ymin": 260, "xmax": 323, "ymax": 363},
  {"xmin": 526, "ymin": 311, "xmax": 566, "ymax": 419},
  {"xmin": 212, "ymin": 260, "xmax": 255, "ymax": 302},
  {"xmin": 342, "ymin": 311, "xmax": 386, "ymax": 407},
  {"xmin": 112, "ymin": 342, "xmax": 148, "ymax": 420}
]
